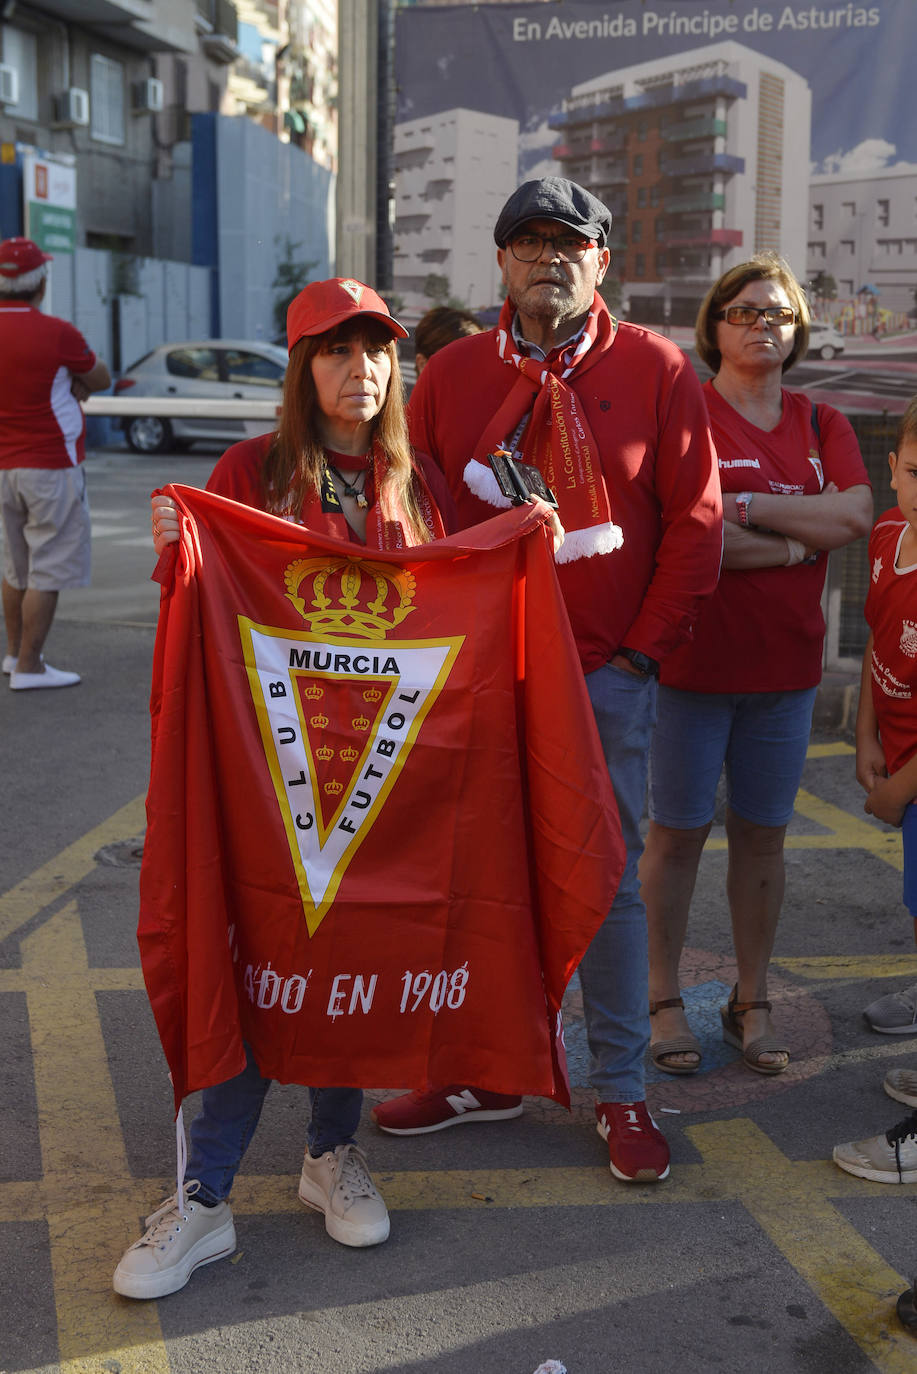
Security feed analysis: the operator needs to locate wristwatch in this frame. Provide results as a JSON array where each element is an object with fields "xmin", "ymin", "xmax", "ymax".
[
  {"xmin": 735, "ymin": 492, "xmax": 754, "ymax": 528},
  {"xmin": 618, "ymin": 647, "xmax": 660, "ymax": 678}
]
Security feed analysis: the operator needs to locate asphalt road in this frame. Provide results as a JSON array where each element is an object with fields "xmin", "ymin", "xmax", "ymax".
[{"xmin": 2, "ymin": 443, "xmax": 917, "ymax": 1374}]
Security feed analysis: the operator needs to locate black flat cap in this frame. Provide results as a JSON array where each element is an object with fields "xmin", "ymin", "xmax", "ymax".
[{"xmin": 493, "ymin": 177, "xmax": 613, "ymax": 248}]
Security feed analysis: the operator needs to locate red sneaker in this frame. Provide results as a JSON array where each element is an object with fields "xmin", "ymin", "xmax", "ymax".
[
  {"xmin": 371, "ymin": 1086, "xmax": 523, "ymax": 1135},
  {"xmin": 595, "ymin": 1101, "xmax": 670, "ymax": 1182}
]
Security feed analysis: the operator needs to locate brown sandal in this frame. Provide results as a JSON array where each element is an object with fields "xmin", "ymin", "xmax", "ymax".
[
  {"xmin": 720, "ymin": 984, "xmax": 789, "ymax": 1076},
  {"xmin": 650, "ymin": 996, "xmax": 702, "ymax": 1076}
]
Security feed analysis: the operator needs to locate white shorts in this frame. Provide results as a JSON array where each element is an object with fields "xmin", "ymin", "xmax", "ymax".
[{"xmin": 0, "ymin": 465, "xmax": 91, "ymax": 591}]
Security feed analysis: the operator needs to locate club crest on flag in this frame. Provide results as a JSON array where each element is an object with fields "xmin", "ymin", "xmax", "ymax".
[{"xmin": 240, "ymin": 556, "xmax": 463, "ymax": 936}]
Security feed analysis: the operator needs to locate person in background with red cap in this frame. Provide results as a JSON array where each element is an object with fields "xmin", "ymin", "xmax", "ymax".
[
  {"xmin": 0, "ymin": 237, "xmax": 110, "ymax": 689},
  {"xmin": 114, "ymin": 279, "xmax": 473, "ymax": 1301}
]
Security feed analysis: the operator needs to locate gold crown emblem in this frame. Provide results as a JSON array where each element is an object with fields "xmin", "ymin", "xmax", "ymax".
[
  {"xmin": 363, "ymin": 687, "xmax": 382, "ymax": 702},
  {"xmin": 310, "ymin": 713, "xmax": 329, "ymax": 729},
  {"xmin": 339, "ymin": 745, "xmax": 359, "ymax": 763},
  {"xmin": 316, "ymin": 745, "xmax": 334, "ymax": 762},
  {"xmin": 352, "ymin": 714, "xmax": 370, "ymax": 731},
  {"xmin": 284, "ymin": 556, "xmax": 416, "ymax": 640},
  {"xmin": 304, "ymin": 683, "xmax": 324, "ymax": 700},
  {"xmin": 324, "ymin": 779, "xmax": 343, "ymax": 795}
]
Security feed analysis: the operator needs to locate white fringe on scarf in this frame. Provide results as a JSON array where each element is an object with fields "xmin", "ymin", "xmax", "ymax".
[{"xmin": 463, "ymin": 459, "xmax": 623, "ymax": 562}]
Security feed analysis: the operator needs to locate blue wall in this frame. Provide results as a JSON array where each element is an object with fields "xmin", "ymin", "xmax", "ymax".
[{"xmin": 192, "ymin": 113, "xmax": 334, "ymax": 342}]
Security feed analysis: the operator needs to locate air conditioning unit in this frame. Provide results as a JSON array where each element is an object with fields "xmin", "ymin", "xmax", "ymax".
[
  {"xmin": 0, "ymin": 64, "xmax": 18, "ymax": 107},
  {"xmin": 54, "ymin": 87, "xmax": 90, "ymax": 127},
  {"xmin": 132, "ymin": 77, "xmax": 164, "ymax": 115}
]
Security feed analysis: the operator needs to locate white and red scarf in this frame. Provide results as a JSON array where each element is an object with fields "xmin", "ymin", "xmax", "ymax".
[{"xmin": 464, "ymin": 296, "xmax": 623, "ymax": 563}]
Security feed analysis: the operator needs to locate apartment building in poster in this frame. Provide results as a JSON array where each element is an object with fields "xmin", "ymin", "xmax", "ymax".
[
  {"xmin": 393, "ymin": 107, "xmax": 518, "ymax": 321},
  {"xmin": 550, "ymin": 41, "xmax": 811, "ymax": 325},
  {"xmin": 808, "ymin": 167, "xmax": 917, "ymax": 321}
]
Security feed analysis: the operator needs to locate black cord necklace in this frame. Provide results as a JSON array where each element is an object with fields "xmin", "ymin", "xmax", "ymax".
[{"xmin": 327, "ymin": 463, "xmax": 369, "ymax": 510}]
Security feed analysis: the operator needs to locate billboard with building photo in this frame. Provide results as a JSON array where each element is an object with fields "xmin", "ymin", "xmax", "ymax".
[{"xmin": 393, "ymin": 0, "xmax": 917, "ymax": 341}]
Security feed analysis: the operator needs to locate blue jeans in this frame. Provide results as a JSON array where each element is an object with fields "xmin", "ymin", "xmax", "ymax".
[
  {"xmin": 578, "ymin": 662, "xmax": 657, "ymax": 1102},
  {"xmin": 188, "ymin": 1044, "xmax": 363, "ymax": 1203},
  {"xmin": 903, "ymin": 803, "xmax": 917, "ymax": 921}
]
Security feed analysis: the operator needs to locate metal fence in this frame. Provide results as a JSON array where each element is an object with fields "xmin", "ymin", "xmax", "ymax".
[{"xmin": 826, "ymin": 413, "xmax": 900, "ymax": 669}]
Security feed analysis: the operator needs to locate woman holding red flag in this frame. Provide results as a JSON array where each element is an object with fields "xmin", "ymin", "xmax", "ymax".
[{"xmin": 114, "ymin": 278, "xmax": 467, "ymax": 1300}]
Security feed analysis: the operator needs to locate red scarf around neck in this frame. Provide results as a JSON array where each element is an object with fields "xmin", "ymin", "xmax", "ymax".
[
  {"xmin": 297, "ymin": 440, "xmax": 446, "ymax": 550},
  {"xmin": 465, "ymin": 295, "xmax": 623, "ymax": 563}
]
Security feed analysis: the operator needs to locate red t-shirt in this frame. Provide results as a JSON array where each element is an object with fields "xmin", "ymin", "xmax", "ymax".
[
  {"xmin": 0, "ymin": 302, "xmax": 96, "ymax": 469},
  {"xmin": 662, "ymin": 385, "xmax": 869, "ymax": 693},
  {"xmin": 865, "ymin": 510, "xmax": 917, "ymax": 776}
]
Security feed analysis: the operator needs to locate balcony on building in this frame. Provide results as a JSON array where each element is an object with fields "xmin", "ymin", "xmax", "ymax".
[
  {"xmin": 664, "ymin": 227, "xmax": 743, "ymax": 248},
  {"xmin": 625, "ymin": 74, "xmax": 746, "ymax": 112},
  {"xmin": 662, "ymin": 117, "xmax": 727, "ymax": 142},
  {"xmin": 424, "ymin": 178, "xmax": 454, "ymax": 199},
  {"xmin": 590, "ymin": 132, "xmax": 626, "ymax": 154},
  {"xmin": 660, "ymin": 152, "xmax": 745, "ymax": 178},
  {"xmin": 36, "ymin": 0, "xmax": 199, "ymax": 53},
  {"xmin": 197, "ymin": 0, "xmax": 239, "ymax": 62},
  {"xmin": 395, "ymin": 213, "xmax": 432, "ymax": 233},
  {"xmin": 549, "ymin": 95, "xmax": 624, "ymax": 130},
  {"xmin": 659, "ymin": 255, "xmax": 718, "ymax": 281},
  {"xmin": 665, "ymin": 191, "xmax": 726, "ymax": 214}
]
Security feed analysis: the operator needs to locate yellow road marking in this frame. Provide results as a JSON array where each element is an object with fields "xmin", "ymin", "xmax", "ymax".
[
  {"xmin": 22, "ymin": 904, "xmax": 169, "ymax": 1372},
  {"xmin": 0, "ymin": 794, "xmax": 146, "ymax": 944},
  {"xmin": 775, "ymin": 955, "xmax": 917, "ymax": 981},
  {"xmin": 3, "ymin": 759, "xmax": 915, "ymax": 1367},
  {"xmin": 690, "ymin": 1120, "xmax": 914, "ymax": 1372},
  {"xmin": 807, "ymin": 741, "xmax": 855, "ymax": 758},
  {"xmin": 704, "ymin": 788, "xmax": 903, "ymax": 872}
]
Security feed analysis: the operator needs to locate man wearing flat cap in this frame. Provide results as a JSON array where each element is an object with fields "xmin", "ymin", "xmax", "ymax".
[
  {"xmin": 0, "ymin": 237, "xmax": 110, "ymax": 689},
  {"xmin": 374, "ymin": 176, "xmax": 723, "ymax": 1183}
]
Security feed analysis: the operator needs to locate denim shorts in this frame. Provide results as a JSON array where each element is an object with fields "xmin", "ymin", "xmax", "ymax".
[
  {"xmin": 648, "ymin": 685, "xmax": 818, "ymax": 830},
  {"xmin": 903, "ymin": 803, "xmax": 917, "ymax": 920}
]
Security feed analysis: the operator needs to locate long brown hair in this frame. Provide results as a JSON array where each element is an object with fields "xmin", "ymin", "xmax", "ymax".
[{"xmin": 261, "ymin": 319, "xmax": 432, "ymax": 543}]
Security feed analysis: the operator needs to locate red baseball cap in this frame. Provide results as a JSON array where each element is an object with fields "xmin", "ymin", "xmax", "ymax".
[
  {"xmin": 286, "ymin": 278, "xmax": 408, "ymax": 352},
  {"xmin": 0, "ymin": 237, "xmax": 53, "ymax": 278}
]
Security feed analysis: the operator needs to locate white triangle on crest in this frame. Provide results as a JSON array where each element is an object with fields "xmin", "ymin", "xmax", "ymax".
[
  {"xmin": 239, "ymin": 619, "xmax": 463, "ymax": 936},
  {"xmin": 340, "ymin": 279, "xmax": 364, "ymax": 304}
]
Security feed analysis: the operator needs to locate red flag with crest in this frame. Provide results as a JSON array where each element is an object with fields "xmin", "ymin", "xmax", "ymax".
[{"xmin": 139, "ymin": 484, "xmax": 623, "ymax": 1111}]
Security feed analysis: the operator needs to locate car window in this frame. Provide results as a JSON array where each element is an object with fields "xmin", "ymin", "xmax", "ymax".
[
  {"xmin": 222, "ymin": 349, "xmax": 285, "ymax": 387},
  {"xmin": 166, "ymin": 348, "xmax": 220, "ymax": 380}
]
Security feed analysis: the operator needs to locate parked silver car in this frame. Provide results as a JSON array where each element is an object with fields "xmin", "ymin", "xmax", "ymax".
[
  {"xmin": 114, "ymin": 339, "xmax": 288, "ymax": 453},
  {"xmin": 807, "ymin": 321, "xmax": 846, "ymax": 361}
]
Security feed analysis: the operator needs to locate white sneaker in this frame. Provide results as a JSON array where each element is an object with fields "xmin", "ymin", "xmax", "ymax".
[
  {"xmin": 10, "ymin": 662, "xmax": 80, "ymax": 691},
  {"xmin": 885, "ymin": 1067, "xmax": 917, "ymax": 1109},
  {"xmin": 1, "ymin": 654, "xmax": 15, "ymax": 674},
  {"xmin": 113, "ymin": 1182, "xmax": 236, "ymax": 1299},
  {"xmin": 298, "ymin": 1143, "xmax": 390, "ymax": 1247},
  {"xmin": 833, "ymin": 1112, "xmax": 917, "ymax": 1183},
  {"xmin": 863, "ymin": 983, "xmax": 917, "ymax": 1034}
]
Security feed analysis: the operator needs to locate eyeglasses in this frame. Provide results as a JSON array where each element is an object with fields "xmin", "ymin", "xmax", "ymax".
[
  {"xmin": 714, "ymin": 305, "xmax": 797, "ymax": 327},
  {"xmin": 508, "ymin": 233, "xmax": 596, "ymax": 263}
]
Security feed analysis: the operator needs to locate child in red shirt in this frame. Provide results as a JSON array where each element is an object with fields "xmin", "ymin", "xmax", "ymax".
[{"xmin": 834, "ymin": 396, "xmax": 917, "ymax": 1189}]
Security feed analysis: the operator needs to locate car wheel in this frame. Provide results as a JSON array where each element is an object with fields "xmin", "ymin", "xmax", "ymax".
[
  {"xmin": 126, "ymin": 416, "xmax": 173, "ymax": 454},
  {"xmin": 819, "ymin": 345, "xmax": 837, "ymax": 360}
]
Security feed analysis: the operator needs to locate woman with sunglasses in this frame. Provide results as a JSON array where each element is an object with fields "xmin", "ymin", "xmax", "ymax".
[{"xmin": 640, "ymin": 253, "xmax": 872, "ymax": 1077}]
